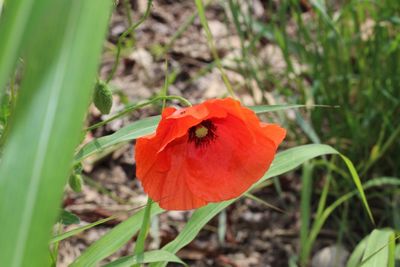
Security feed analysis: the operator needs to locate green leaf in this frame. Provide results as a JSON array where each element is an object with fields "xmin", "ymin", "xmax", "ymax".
[
  {"xmin": 70, "ymin": 205, "xmax": 164, "ymax": 267},
  {"xmin": 0, "ymin": 1, "xmax": 112, "ymax": 266},
  {"xmin": 103, "ymin": 250, "xmax": 186, "ymax": 267},
  {"xmin": 59, "ymin": 210, "xmax": 80, "ymax": 226}
]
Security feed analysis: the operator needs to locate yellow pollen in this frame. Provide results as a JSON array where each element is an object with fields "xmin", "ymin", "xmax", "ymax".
[{"xmin": 195, "ymin": 126, "xmax": 208, "ymax": 138}]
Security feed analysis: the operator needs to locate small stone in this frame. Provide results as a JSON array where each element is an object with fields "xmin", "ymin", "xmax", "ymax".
[{"xmin": 311, "ymin": 245, "xmax": 349, "ymax": 267}]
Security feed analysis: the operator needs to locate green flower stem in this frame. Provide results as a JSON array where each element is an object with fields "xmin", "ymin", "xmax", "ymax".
[
  {"xmin": 106, "ymin": 0, "xmax": 153, "ymax": 83},
  {"xmin": 195, "ymin": 0, "xmax": 236, "ymax": 98},
  {"xmin": 122, "ymin": 0, "xmax": 133, "ymax": 27},
  {"xmin": 86, "ymin": 95, "xmax": 192, "ymax": 131},
  {"xmin": 132, "ymin": 198, "xmax": 153, "ymax": 267}
]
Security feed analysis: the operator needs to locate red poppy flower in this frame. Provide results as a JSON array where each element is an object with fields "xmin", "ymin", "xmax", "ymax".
[{"xmin": 135, "ymin": 98, "xmax": 286, "ymax": 210}]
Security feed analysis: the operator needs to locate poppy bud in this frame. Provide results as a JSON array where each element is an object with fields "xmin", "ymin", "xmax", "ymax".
[
  {"xmin": 93, "ymin": 80, "xmax": 113, "ymax": 114},
  {"xmin": 69, "ymin": 173, "xmax": 83, "ymax": 193}
]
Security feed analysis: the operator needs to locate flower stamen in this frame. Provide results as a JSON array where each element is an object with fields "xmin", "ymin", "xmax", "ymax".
[
  {"xmin": 188, "ymin": 120, "xmax": 217, "ymax": 147},
  {"xmin": 195, "ymin": 126, "xmax": 208, "ymax": 138}
]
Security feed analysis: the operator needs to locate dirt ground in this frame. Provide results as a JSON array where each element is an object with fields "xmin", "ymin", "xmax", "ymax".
[{"xmin": 58, "ymin": 1, "xmax": 338, "ymax": 266}]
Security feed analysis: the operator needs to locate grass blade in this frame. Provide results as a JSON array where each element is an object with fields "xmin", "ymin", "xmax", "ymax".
[{"xmin": 50, "ymin": 216, "xmax": 116, "ymax": 244}]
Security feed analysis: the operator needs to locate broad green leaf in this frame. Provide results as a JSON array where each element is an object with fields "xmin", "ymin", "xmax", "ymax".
[
  {"xmin": 361, "ymin": 229, "xmax": 396, "ymax": 267},
  {"xmin": 75, "ymin": 104, "xmax": 307, "ymax": 163},
  {"xmin": 70, "ymin": 205, "xmax": 164, "ymax": 267},
  {"xmin": 0, "ymin": 1, "xmax": 112, "ymax": 266},
  {"xmin": 51, "ymin": 216, "xmax": 116, "ymax": 244},
  {"xmin": 103, "ymin": 250, "xmax": 186, "ymax": 267}
]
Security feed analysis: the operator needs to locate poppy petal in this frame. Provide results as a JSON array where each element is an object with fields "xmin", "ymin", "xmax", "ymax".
[
  {"xmin": 260, "ymin": 123, "xmax": 287, "ymax": 147},
  {"xmin": 136, "ymin": 136, "xmax": 207, "ymax": 210},
  {"xmin": 185, "ymin": 115, "xmax": 279, "ymax": 202}
]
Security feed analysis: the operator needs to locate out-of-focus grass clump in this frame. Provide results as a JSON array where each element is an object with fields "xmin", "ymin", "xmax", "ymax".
[{"xmin": 227, "ymin": 0, "xmax": 400, "ymax": 177}]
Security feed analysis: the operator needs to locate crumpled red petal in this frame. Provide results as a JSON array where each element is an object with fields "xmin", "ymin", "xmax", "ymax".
[{"xmin": 135, "ymin": 98, "xmax": 286, "ymax": 210}]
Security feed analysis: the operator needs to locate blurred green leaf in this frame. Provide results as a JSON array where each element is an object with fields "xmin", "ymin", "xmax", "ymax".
[{"xmin": 0, "ymin": 1, "xmax": 111, "ymax": 266}]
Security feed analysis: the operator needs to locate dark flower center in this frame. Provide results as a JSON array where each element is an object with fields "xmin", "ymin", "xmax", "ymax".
[{"xmin": 188, "ymin": 120, "xmax": 217, "ymax": 147}]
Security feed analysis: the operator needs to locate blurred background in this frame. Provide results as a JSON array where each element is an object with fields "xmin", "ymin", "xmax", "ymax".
[{"xmin": 2, "ymin": 0, "xmax": 397, "ymax": 266}]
